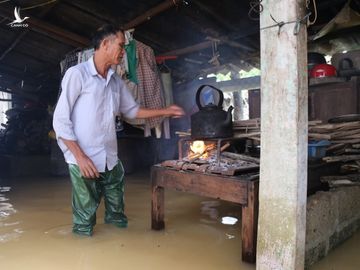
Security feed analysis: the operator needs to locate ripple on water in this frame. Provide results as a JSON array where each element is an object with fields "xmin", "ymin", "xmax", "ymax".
[
  {"xmin": 44, "ymin": 224, "xmax": 73, "ymax": 238},
  {"xmin": 0, "ymin": 187, "xmax": 16, "ymax": 220},
  {"xmin": 0, "ymin": 227, "xmax": 24, "ymax": 243},
  {"xmin": 0, "ymin": 187, "xmax": 11, "ymax": 192},
  {"xmin": 201, "ymin": 200, "xmax": 220, "ymax": 221}
]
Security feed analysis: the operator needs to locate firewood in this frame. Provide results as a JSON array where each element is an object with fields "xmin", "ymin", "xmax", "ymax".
[
  {"xmin": 344, "ymin": 148, "xmax": 360, "ymax": 154},
  {"xmin": 308, "ymin": 133, "xmax": 332, "ymax": 140},
  {"xmin": 220, "ymin": 143, "xmax": 231, "ymax": 152},
  {"xmin": 308, "ymin": 120, "xmax": 323, "ymax": 126},
  {"xmin": 234, "ymin": 132, "xmax": 261, "ymax": 139},
  {"xmin": 322, "ymin": 174, "xmax": 360, "ymax": 182},
  {"xmin": 341, "ymin": 164, "xmax": 360, "ymax": 172},
  {"xmin": 248, "ymin": 136, "xmax": 261, "ymax": 142},
  {"xmin": 233, "ymin": 118, "xmax": 260, "ymax": 127},
  {"xmin": 323, "ymin": 179, "xmax": 360, "ymax": 187},
  {"xmin": 331, "ymin": 139, "xmax": 360, "ymax": 144},
  {"xmin": 195, "ymin": 164, "xmax": 209, "ymax": 173},
  {"xmin": 333, "ymin": 149, "xmax": 346, "ymax": 155},
  {"xmin": 326, "ymin": 143, "xmax": 345, "ymax": 152},
  {"xmin": 182, "ymin": 163, "xmax": 199, "ymax": 171},
  {"xmin": 175, "ymin": 131, "xmax": 191, "ymax": 137},
  {"xmin": 320, "ymin": 174, "xmax": 360, "ymax": 187},
  {"xmin": 330, "ymin": 129, "xmax": 360, "ymax": 139},
  {"xmin": 311, "ymin": 121, "xmax": 360, "ymax": 130},
  {"xmin": 161, "ymin": 160, "xmax": 186, "ymax": 170},
  {"xmin": 323, "ymin": 155, "xmax": 360, "ymax": 163},
  {"xmin": 222, "ymin": 151, "xmax": 260, "ymax": 164}
]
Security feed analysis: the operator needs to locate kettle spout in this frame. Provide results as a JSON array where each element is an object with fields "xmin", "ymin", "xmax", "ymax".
[{"xmin": 225, "ymin": 106, "xmax": 234, "ymax": 125}]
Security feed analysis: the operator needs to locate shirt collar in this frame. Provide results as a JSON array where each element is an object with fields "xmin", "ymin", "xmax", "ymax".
[
  {"xmin": 88, "ymin": 56, "xmax": 98, "ymax": 76},
  {"xmin": 87, "ymin": 56, "xmax": 115, "ymax": 83}
]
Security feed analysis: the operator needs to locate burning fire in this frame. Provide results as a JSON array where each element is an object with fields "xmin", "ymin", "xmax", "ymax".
[
  {"xmin": 190, "ymin": 140, "xmax": 206, "ymax": 154},
  {"xmin": 189, "ymin": 140, "xmax": 216, "ymax": 159}
]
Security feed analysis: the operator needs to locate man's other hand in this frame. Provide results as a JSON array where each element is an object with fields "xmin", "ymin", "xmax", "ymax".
[{"xmin": 77, "ymin": 154, "xmax": 100, "ymax": 179}]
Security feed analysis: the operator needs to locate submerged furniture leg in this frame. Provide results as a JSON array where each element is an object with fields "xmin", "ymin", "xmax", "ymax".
[
  {"xmin": 151, "ymin": 185, "xmax": 165, "ymax": 230},
  {"xmin": 241, "ymin": 180, "xmax": 259, "ymax": 263}
]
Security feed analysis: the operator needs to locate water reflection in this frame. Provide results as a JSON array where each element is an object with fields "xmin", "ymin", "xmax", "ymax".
[
  {"xmin": 0, "ymin": 187, "xmax": 16, "ymax": 218},
  {"xmin": 0, "ymin": 186, "xmax": 22, "ymax": 243},
  {"xmin": 200, "ymin": 200, "xmax": 220, "ymax": 221},
  {"xmin": 221, "ymin": 216, "xmax": 238, "ymax": 225}
]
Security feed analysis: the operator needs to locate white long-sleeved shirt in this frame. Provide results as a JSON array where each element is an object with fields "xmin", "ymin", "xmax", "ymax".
[{"xmin": 53, "ymin": 56, "xmax": 139, "ymax": 172}]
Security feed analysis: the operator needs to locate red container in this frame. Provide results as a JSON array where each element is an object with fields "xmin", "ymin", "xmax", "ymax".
[{"xmin": 310, "ymin": 64, "xmax": 337, "ymax": 78}]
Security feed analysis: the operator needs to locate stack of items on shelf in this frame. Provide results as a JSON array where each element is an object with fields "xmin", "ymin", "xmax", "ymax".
[
  {"xmin": 309, "ymin": 119, "xmax": 360, "ymax": 187},
  {"xmin": 231, "ymin": 117, "xmax": 360, "ymax": 187},
  {"xmin": 233, "ymin": 118, "xmax": 260, "ymax": 141},
  {"xmin": 309, "ymin": 120, "xmax": 360, "ymax": 154}
]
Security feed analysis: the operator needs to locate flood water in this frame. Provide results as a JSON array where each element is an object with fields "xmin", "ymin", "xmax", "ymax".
[{"xmin": 0, "ymin": 171, "xmax": 359, "ymax": 270}]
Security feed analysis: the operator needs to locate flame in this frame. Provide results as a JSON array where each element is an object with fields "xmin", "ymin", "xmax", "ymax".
[
  {"xmin": 190, "ymin": 140, "xmax": 206, "ymax": 154},
  {"xmin": 188, "ymin": 141, "xmax": 216, "ymax": 159}
]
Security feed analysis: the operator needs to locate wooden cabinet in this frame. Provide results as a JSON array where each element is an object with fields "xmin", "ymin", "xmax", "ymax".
[
  {"xmin": 309, "ymin": 78, "xmax": 360, "ymax": 122},
  {"xmin": 248, "ymin": 78, "xmax": 360, "ymax": 122}
]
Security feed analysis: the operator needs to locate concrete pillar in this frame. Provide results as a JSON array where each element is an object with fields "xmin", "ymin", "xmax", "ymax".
[
  {"xmin": 233, "ymin": 91, "xmax": 242, "ymax": 120},
  {"xmin": 257, "ymin": 0, "xmax": 308, "ymax": 269}
]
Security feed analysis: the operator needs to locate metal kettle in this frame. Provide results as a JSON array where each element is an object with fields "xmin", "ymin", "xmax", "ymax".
[{"xmin": 191, "ymin": 85, "xmax": 233, "ymax": 139}]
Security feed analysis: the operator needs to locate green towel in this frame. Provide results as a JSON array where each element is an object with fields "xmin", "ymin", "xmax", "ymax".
[{"xmin": 125, "ymin": 40, "xmax": 138, "ymax": 84}]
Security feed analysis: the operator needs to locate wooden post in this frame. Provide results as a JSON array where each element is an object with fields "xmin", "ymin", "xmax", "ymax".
[
  {"xmin": 257, "ymin": 0, "xmax": 308, "ymax": 269},
  {"xmin": 151, "ymin": 186, "xmax": 165, "ymax": 230},
  {"xmin": 151, "ymin": 169, "xmax": 165, "ymax": 230},
  {"xmin": 242, "ymin": 180, "xmax": 259, "ymax": 263}
]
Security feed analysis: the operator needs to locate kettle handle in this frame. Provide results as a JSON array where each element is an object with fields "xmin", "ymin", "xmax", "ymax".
[{"xmin": 195, "ymin": 85, "xmax": 224, "ymax": 109}]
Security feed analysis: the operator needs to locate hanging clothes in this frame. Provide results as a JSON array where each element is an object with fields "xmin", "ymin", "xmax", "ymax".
[
  {"xmin": 159, "ymin": 64, "xmax": 174, "ymax": 139},
  {"xmin": 58, "ymin": 50, "xmax": 80, "ymax": 99},
  {"xmin": 122, "ymin": 40, "xmax": 166, "ymax": 137},
  {"xmin": 137, "ymin": 41, "xmax": 165, "ymax": 129},
  {"xmin": 77, "ymin": 48, "xmax": 94, "ymax": 63},
  {"xmin": 125, "ymin": 40, "xmax": 138, "ymax": 84}
]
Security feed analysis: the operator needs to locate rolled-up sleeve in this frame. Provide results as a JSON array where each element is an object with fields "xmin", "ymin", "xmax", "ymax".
[
  {"xmin": 118, "ymin": 83, "xmax": 140, "ymax": 119},
  {"xmin": 53, "ymin": 67, "xmax": 82, "ymax": 141}
]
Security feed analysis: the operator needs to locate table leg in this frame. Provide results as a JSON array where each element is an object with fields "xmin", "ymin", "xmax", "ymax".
[
  {"xmin": 241, "ymin": 180, "xmax": 259, "ymax": 263},
  {"xmin": 151, "ymin": 185, "xmax": 165, "ymax": 230}
]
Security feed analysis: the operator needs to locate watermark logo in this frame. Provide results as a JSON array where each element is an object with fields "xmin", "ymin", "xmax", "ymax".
[{"xmin": 7, "ymin": 7, "xmax": 29, "ymax": 28}]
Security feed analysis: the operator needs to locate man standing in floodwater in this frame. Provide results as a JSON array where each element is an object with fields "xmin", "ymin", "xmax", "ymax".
[{"xmin": 53, "ymin": 24, "xmax": 184, "ymax": 236}]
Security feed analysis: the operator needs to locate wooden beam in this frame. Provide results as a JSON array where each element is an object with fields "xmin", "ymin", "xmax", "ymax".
[
  {"xmin": 0, "ymin": 65, "xmax": 43, "ymax": 80},
  {"xmin": 123, "ymin": 0, "xmax": 182, "ymax": 29},
  {"xmin": 0, "ymin": 1, "xmax": 60, "ymax": 61},
  {"xmin": 162, "ymin": 37, "xmax": 257, "ymax": 57},
  {"xmin": 28, "ymin": 17, "xmax": 89, "ymax": 47},
  {"xmin": 191, "ymin": 0, "xmax": 238, "ymax": 32},
  {"xmin": 0, "ymin": 32, "xmax": 28, "ymax": 61},
  {"xmin": 63, "ymin": 0, "xmax": 118, "ymax": 24},
  {"xmin": 162, "ymin": 40, "xmax": 213, "ymax": 56},
  {"xmin": 0, "ymin": 87, "xmax": 39, "ymax": 102},
  {"xmin": 0, "ymin": 6, "xmax": 90, "ymax": 48},
  {"xmin": 0, "ymin": 0, "xmax": 181, "ymax": 49},
  {"xmin": 0, "ymin": 65, "xmax": 58, "ymax": 91}
]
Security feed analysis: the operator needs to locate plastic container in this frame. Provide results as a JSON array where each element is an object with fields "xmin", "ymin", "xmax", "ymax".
[
  {"xmin": 310, "ymin": 64, "xmax": 337, "ymax": 78},
  {"xmin": 308, "ymin": 140, "xmax": 331, "ymax": 158}
]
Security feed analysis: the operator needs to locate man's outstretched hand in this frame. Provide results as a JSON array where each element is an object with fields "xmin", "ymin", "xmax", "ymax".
[{"xmin": 165, "ymin": 105, "xmax": 185, "ymax": 118}]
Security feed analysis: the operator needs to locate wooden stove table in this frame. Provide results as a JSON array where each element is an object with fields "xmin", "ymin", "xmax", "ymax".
[{"xmin": 151, "ymin": 165, "xmax": 259, "ymax": 263}]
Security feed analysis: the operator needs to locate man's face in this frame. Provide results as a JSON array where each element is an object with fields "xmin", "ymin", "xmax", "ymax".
[{"xmin": 106, "ymin": 32, "xmax": 125, "ymax": 65}]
